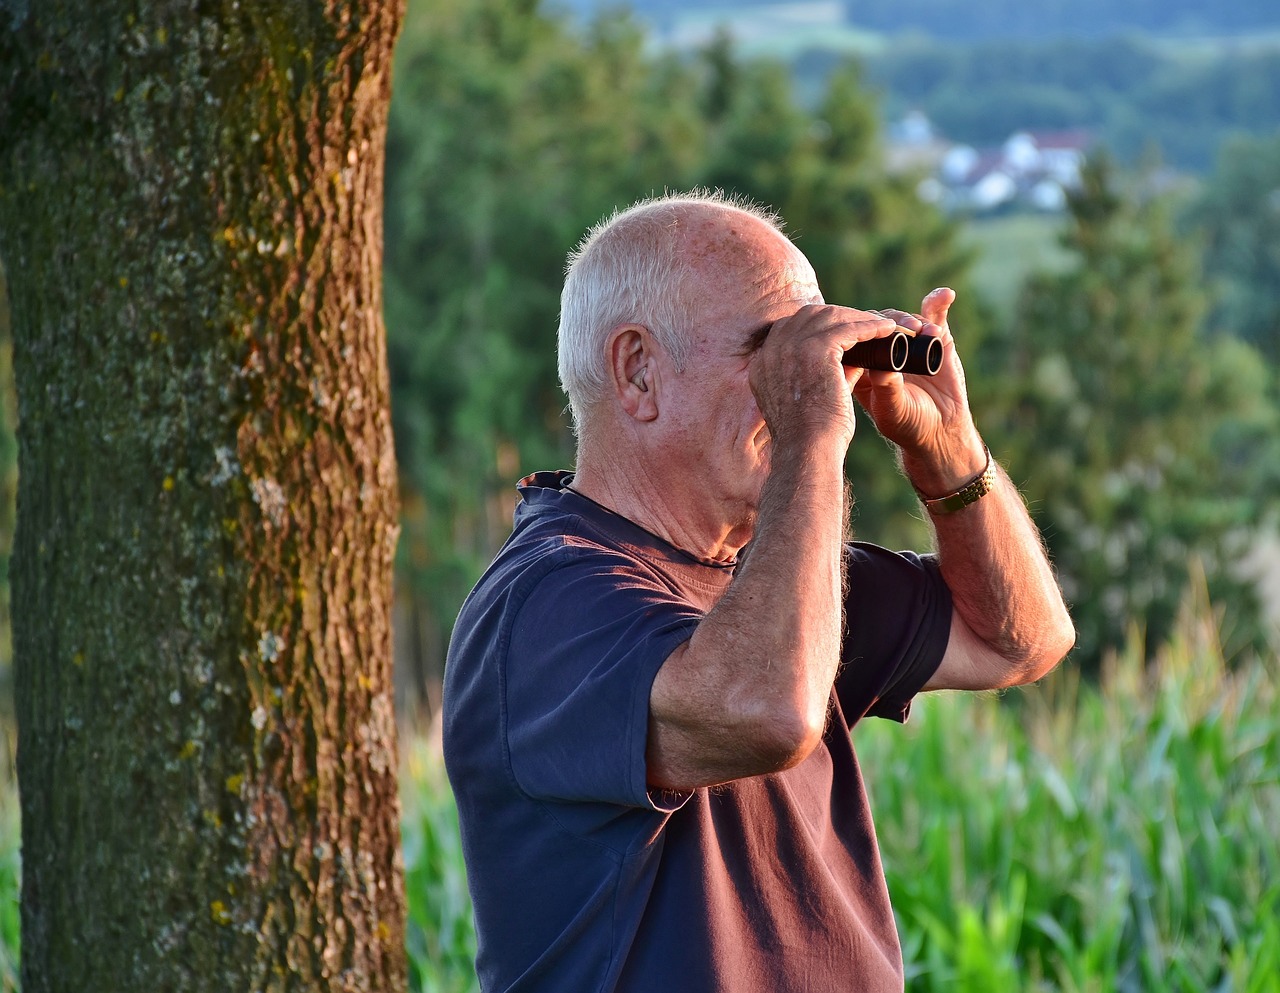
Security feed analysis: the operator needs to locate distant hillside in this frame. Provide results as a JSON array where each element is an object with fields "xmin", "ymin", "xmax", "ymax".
[
  {"xmin": 550, "ymin": 0, "xmax": 1280, "ymax": 173},
  {"xmin": 558, "ymin": 0, "xmax": 1280, "ymax": 41},
  {"xmin": 834, "ymin": 0, "xmax": 1278, "ymax": 41},
  {"xmin": 857, "ymin": 36, "xmax": 1280, "ymax": 172}
]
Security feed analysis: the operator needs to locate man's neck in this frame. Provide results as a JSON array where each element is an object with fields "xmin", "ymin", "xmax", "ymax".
[{"xmin": 569, "ymin": 456, "xmax": 751, "ymax": 566}]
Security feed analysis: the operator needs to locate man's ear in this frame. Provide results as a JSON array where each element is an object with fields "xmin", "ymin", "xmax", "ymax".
[{"xmin": 608, "ymin": 324, "xmax": 660, "ymax": 422}]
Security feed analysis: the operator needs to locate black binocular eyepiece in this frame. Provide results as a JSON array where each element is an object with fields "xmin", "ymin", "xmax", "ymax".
[{"xmin": 842, "ymin": 331, "xmax": 942, "ymax": 376}]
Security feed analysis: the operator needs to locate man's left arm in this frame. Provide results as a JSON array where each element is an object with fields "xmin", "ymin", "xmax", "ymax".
[
  {"xmin": 906, "ymin": 446, "xmax": 1075, "ymax": 691},
  {"xmin": 856, "ymin": 287, "xmax": 1075, "ymax": 691}
]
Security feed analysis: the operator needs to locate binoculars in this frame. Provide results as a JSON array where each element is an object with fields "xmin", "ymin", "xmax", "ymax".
[{"xmin": 843, "ymin": 330, "xmax": 942, "ymax": 376}]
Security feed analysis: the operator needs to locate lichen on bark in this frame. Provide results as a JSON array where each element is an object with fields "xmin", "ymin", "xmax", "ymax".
[{"xmin": 0, "ymin": 1, "xmax": 408, "ymax": 989}]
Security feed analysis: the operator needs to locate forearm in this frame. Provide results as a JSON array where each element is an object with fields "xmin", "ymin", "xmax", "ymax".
[
  {"xmin": 857, "ymin": 288, "xmax": 1072, "ymax": 688},
  {"xmin": 647, "ymin": 443, "xmax": 846, "ymax": 789},
  {"xmin": 904, "ymin": 444, "xmax": 1075, "ymax": 687}
]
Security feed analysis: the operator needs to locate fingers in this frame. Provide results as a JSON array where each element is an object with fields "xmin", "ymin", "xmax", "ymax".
[
  {"xmin": 874, "ymin": 288, "xmax": 955, "ymax": 336},
  {"xmin": 755, "ymin": 304, "xmax": 900, "ymax": 380},
  {"xmin": 864, "ymin": 289, "xmax": 957, "ymax": 384},
  {"xmin": 749, "ymin": 305, "xmax": 899, "ymax": 445},
  {"xmin": 772, "ymin": 303, "xmax": 897, "ymax": 348}
]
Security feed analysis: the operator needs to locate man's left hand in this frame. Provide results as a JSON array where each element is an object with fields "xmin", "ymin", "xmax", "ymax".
[{"xmin": 852, "ymin": 287, "xmax": 987, "ymax": 495}]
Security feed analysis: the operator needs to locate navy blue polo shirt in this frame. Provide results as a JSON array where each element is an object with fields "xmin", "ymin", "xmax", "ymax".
[{"xmin": 442, "ymin": 471, "xmax": 951, "ymax": 993}]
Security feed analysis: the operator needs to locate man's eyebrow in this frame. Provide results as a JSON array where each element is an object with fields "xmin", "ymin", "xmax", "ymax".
[{"xmin": 738, "ymin": 321, "xmax": 774, "ymax": 356}]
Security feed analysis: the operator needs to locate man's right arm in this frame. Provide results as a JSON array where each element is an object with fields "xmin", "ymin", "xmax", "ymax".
[
  {"xmin": 645, "ymin": 437, "xmax": 847, "ymax": 791},
  {"xmin": 645, "ymin": 305, "xmax": 888, "ymax": 792}
]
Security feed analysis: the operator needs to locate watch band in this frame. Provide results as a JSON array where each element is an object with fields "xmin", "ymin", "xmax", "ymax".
[{"xmin": 916, "ymin": 446, "xmax": 996, "ymax": 515}]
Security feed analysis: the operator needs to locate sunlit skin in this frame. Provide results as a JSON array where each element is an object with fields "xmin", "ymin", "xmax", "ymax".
[
  {"xmin": 573, "ymin": 214, "xmax": 990, "ymax": 559},
  {"xmin": 570, "ymin": 202, "xmax": 1075, "ymax": 792}
]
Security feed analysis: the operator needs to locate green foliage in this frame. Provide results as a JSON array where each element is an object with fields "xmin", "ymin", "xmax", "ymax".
[
  {"xmin": 384, "ymin": 0, "xmax": 696, "ymax": 645},
  {"xmin": 383, "ymin": 0, "xmax": 971, "ymax": 647},
  {"xmin": 984, "ymin": 156, "xmax": 1277, "ymax": 668},
  {"xmin": 401, "ymin": 735, "xmax": 478, "ymax": 993},
  {"xmin": 855, "ymin": 36, "xmax": 1280, "ymax": 172},
  {"xmin": 862, "ymin": 582, "xmax": 1280, "ymax": 991},
  {"xmin": 0, "ymin": 726, "xmax": 17, "ymax": 991},
  {"xmin": 0, "ymin": 262, "xmax": 13, "ymax": 675},
  {"xmin": 959, "ymin": 214, "xmax": 1073, "ymax": 325},
  {"xmin": 391, "ymin": 586, "xmax": 1280, "ymax": 989},
  {"xmin": 1187, "ymin": 131, "xmax": 1280, "ymax": 360}
]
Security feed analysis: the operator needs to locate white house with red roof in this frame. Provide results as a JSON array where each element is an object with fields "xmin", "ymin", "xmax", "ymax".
[{"xmin": 892, "ymin": 115, "xmax": 1093, "ymax": 214}]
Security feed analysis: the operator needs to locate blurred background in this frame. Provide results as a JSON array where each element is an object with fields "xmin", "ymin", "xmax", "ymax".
[
  {"xmin": 372, "ymin": 0, "xmax": 1280, "ymax": 719},
  {"xmin": 1, "ymin": 0, "xmax": 1280, "ymax": 987},
  {"xmin": 1, "ymin": 0, "xmax": 1278, "ymax": 719},
  {"xmin": 368, "ymin": 7, "xmax": 1280, "ymax": 974}
]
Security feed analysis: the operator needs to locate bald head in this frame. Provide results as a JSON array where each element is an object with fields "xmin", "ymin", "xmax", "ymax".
[{"xmin": 557, "ymin": 190, "xmax": 790, "ymax": 435}]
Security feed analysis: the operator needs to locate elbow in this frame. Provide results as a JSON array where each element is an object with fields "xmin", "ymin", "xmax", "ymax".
[
  {"xmin": 738, "ymin": 696, "xmax": 828, "ymax": 773},
  {"xmin": 1038, "ymin": 608, "xmax": 1077, "ymax": 678},
  {"xmin": 646, "ymin": 698, "xmax": 826, "ymax": 792},
  {"xmin": 1010, "ymin": 611, "xmax": 1077, "ymax": 686}
]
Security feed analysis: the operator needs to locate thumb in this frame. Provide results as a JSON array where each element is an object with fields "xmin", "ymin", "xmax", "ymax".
[{"xmin": 920, "ymin": 287, "xmax": 955, "ymax": 328}]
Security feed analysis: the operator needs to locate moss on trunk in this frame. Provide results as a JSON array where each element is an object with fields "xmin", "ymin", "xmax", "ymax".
[{"xmin": 0, "ymin": 0, "xmax": 408, "ymax": 988}]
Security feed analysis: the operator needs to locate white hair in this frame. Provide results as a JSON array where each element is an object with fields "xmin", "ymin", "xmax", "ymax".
[{"xmin": 557, "ymin": 189, "xmax": 784, "ymax": 434}]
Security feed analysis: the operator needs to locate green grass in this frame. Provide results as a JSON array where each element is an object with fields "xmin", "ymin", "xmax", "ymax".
[
  {"xmin": 403, "ymin": 583, "xmax": 1280, "ymax": 991},
  {"xmin": 858, "ymin": 589, "xmax": 1280, "ymax": 991},
  {"xmin": 959, "ymin": 213, "xmax": 1073, "ymax": 323},
  {"xmin": 0, "ymin": 728, "xmax": 16, "ymax": 993},
  {"xmin": 402, "ymin": 730, "xmax": 479, "ymax": 993}
]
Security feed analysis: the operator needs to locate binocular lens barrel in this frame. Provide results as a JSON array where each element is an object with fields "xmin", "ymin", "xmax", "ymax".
[{"xmin": 843, "ymin": 330, "xmax": 942, "ymax": 376}]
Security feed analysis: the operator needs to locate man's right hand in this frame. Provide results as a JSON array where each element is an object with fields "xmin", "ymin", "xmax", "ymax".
[{"xmin": 748, "ymin": 304, "xmax": 901, "ymax": 456}]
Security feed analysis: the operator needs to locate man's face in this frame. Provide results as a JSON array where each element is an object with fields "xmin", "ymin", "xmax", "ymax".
[{"xmin": 658, "ymin": 216, "xmax": 823, "ymax": 530}]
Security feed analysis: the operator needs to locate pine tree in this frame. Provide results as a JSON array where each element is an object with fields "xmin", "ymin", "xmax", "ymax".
[{"xmin": 993, "ymin": 156, "xmax": 1272, "ymax": 666}]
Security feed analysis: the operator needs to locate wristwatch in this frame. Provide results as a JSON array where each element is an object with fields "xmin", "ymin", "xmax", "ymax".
[{"xmin": 916, "ymin": 446, "xmax": 996, "ymax": 515}]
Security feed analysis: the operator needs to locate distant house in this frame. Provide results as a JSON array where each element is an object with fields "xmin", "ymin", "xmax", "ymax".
[
  {"xmin": 1007, "ymin": 129, "xmax": 1092, "ymax": 198},
  {"xmin": 888, "ymin": 114, "xmax": 1092, "ymax": 214}
]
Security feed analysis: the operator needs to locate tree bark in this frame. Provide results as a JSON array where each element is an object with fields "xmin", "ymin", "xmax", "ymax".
[{"xmin": 0, "ymin": 0, "xmax": 408, "ymax": 988}]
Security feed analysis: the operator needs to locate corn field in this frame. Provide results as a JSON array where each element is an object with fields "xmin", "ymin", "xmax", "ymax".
[{"xmin": 402, "ymin": 587, "xmax": 1280, "ymax": 992}]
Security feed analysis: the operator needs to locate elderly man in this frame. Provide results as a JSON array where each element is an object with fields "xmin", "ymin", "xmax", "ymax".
[{"xmin": 443, "ymin": 190, "xmax": 1074, "ymax": 992}]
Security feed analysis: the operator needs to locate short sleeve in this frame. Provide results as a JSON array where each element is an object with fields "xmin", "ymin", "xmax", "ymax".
[
  {"xmin": 836, "ymin": 544, "xmax": 952, "ymax": 726},
  {"xmin": 503, "ymin": 550, "xmax": 701, "ymax": 810}
]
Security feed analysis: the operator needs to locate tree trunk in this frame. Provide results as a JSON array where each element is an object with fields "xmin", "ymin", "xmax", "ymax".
[{"xmin": 0, "ymin": 0, "xmax": 408, "ymax": 988}]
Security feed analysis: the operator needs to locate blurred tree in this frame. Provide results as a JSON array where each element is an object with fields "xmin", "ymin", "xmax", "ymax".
[
  {"xmin": 1187, "ymin": 131, "xmax": 1280, "ymax": 360},
  {"xmin": 0, "ymin": 263, "xmax": 14, "ymax": 683},
  {"xmin": 988, "ymin": 156, "xmax": 1276, "ymax": 668},
  {"xmin": 0, "ymin": 0, "xmax": 407, "ymax": 988},
  {"xmin": 383, "ymin": 0, "xmax": 975, "ymax": 703},
  {"xmin": 383, "ymin": 0, "xmax": 708, "ymax": 708}
]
